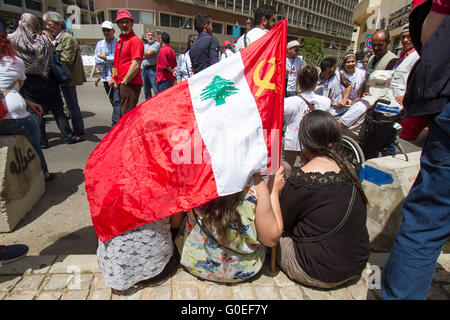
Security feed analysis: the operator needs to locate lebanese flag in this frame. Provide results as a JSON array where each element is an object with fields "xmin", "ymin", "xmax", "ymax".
[{"xmin": 85, "ymin": 20, "xmax": 287, "ymax": 242}]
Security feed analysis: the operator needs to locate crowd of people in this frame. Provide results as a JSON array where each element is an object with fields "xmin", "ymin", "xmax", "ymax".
[{"xmin": 1, "ymin": 0, "xmax": 448, "ymax": 301}]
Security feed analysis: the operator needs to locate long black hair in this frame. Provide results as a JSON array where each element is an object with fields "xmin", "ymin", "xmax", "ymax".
[{"xmin": 298, "ymin": 110, "xmax": 368, "ymax": 204}]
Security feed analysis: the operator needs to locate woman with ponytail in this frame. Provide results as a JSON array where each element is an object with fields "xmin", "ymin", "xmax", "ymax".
[{"xmin": 277, "ymin": 110, "xmax": 370, "ymax": 289}]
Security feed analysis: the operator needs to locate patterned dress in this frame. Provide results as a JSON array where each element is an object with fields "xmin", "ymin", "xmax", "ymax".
[{"xmin": 175, "ymin": 180, "xmax": 266, "ymax": 283}]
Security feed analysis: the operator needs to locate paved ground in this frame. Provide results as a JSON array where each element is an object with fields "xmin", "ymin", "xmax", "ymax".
[
  {"xmin": 1, "ymin": 252, "xmax": 449, "ymax": 300},
  {"xmin": 0, "ymin": 79, "xmax": 446, "ymax": 300}
]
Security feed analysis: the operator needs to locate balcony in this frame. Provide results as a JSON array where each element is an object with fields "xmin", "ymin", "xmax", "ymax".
[{"xmin": 352, "ymin": 0, "xmax": 381, "ymax": 26}]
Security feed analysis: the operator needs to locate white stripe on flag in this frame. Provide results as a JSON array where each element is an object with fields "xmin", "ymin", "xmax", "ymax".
[{"xmin": 188, "ymin": 52, "xmax": 268, "ymax": 196}]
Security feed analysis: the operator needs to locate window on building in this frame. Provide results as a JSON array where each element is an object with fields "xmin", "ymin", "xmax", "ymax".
[
  {"xmin": 25, "ymin": 0, "xmax": 42, "ymax": 11},
  {"xmin": 236, "ymin": 0, "xmax": 242, "ymax": 12},
  {"xmin": 97, "ymin": 11, "xmax": 105, "ymax": 24},
  {"xmin": 226, "ymin": 24, "xmax": 233, "ymax": 35},
  {"xmin": 217, "ymin": 0, "xmax": 225, "ymax": 9},
  {"xmin": 4, "ymin": 0, "xmax": 21, "ymax": 6},
  {"xmin": 141, "ymin": 12, "xmax": 155, "ymax": 25},
  {"xmin": 110, "ymin": 10, "xmax": 140, "ymax": 23},
  {"xmin": 212, "ymin": 22, "xmax": 223, "ymax": 34},
  {"xmin": 160, "ymin": 13, "xmax": 170, "ymax": 27}
]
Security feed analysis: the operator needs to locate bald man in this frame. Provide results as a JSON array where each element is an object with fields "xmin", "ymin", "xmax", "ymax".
[{"xmin": 366, "ymin": 30, "xmax": 398, "ymax": 79}]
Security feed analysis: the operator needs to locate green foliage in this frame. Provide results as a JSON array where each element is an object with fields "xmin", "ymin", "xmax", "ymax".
[
  {"xmin": 201, "ymin": 76, "xmax": 239, "ymax": 106},
  {"xmin": 299, "ymin": 37, "xmax": 326, "ymax": 67}
]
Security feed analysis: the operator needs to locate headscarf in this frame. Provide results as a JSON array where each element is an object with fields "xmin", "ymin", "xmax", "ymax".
[{"xmin": 8, "ymin": 13, "xmax": 53, "ymax": 77}]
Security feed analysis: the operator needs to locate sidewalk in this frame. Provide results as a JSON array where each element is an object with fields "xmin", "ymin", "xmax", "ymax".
[{"xmin": 1, "ymin": 252, "xmax": 449, "ymax": 300}]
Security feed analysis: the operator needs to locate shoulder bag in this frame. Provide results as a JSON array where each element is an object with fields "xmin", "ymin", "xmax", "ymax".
[{"xmin": 50, "ymin": 51, "xmax": 72, "ymax": 86}]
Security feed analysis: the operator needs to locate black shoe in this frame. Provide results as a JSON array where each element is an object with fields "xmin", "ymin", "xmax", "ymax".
[
  {"xmin": 65, "ymin": 136, "xmax": 84, "ymax": 144},
  {"xmin": 40, "ymin": 141, "xmax": 49, "ymax": 149},
  {"xmin": 0, "ymin": 244, "xmax": 29, "ymax": 264}
]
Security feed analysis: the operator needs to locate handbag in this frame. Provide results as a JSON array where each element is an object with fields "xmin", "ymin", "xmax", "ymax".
[{"xmin": 50, "ymin": 51, "xmax": 72, "ymax": 85}]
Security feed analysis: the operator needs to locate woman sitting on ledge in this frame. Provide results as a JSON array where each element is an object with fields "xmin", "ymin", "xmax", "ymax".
[
  {"xmin": 176, "ymin": 168, "xmax": 285, "ymax": 283},
  {"xmin": 277, "ymin": 110, "xmax": 370, "ymax": 289}
]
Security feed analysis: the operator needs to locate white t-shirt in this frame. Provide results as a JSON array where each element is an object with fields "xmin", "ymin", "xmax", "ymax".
[
  {"xmin": 286, "ymin": 55, "xmax": 304, "ymax": 92},
  {"xmin": 283, "ymin": 91, "xmax": 332, "ymax": 151},
  {"xmin": 342, "ymin": 68, "xmax": 366, "ymax": 100},
  {"xmin": 221, "ymin": 49, "xmax": 234, "ymax": 60},
  {"xmin": 235, "ymin": 27, "xmax": 267, "ymax": 52},
  {"xmin": 0, "ymin": 56, "xmax": 29, "ymax": 119}
]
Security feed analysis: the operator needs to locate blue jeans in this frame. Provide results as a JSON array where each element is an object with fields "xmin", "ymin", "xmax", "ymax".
[
  {"xmin": 142, "ymin": 67, "xmax": 159, "ymax": 100},
  {"xmin": 157, "ymin": 80, "xmax": 173, "ymax": 93},
  {"xmin": 103, "ymin": 82, "xmax": 121, "ymax": 126},
  {"xmin": 381, "ymin": 103, "xmax": 450, "ymax": 300},
  {"xmin": 0, "ymin": 116, "xmax": 49, "ymax": 175},
  {"xmin": 61, "ymin": 85, "xmax": 85, "ymax": 136}
]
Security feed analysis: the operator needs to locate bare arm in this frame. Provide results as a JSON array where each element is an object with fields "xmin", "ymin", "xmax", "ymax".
[
  {"xmin": 254, "ymin": 167, "xmax": 285, "ymax": 247},
  {"xmin": 122, "ymin": 58, "xmax": 142, "ymax": 85},
  {"xmin": 421, "ymin": 11, "xmax": 448, "ymax": 44},
  {"xmin": 170, "ymin": 212, "xmax": 184, "ymax": 229},
  {"xmin": 336, "ymin": 85, "xmax": 353, "ymax": 107}
]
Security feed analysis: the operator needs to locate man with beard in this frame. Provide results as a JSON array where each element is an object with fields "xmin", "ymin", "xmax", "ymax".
[
  {"xmin": 235, "ymin": 4, "xmax": 277, "ymax": 51},
  {"xmin": 111, "ymin": 9, "xmax": 144, "ymax": 116}
]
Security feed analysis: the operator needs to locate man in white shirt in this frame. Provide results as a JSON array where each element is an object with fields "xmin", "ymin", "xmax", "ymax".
[
  {"xmin": 285, "ymin": 40, "xmax": 304, "ymax": 97},
  {"xmin": 221, "ymin": 40, "xmax": 234, "ymax": 60},
  {"xmin": 94, "ymin": 20, "xmax": 121, "ymax": 126},
  {"xmin": 314, "ymin": 56, "xmax": 352, "ymax": 117},
  {"xmin": 235, "ymin": 4, "xmax": 277, "ymax": 52}
]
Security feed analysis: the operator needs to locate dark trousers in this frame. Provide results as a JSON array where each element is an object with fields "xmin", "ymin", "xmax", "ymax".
[{"xmin": 103, "ymin": 82, "xmax": 121, "ymax": 126}]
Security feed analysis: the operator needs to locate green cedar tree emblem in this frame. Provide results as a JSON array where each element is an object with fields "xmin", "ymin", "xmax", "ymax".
[{"xmin": 200, "ymin": 76, "xmax": 239, "ymax": 106}]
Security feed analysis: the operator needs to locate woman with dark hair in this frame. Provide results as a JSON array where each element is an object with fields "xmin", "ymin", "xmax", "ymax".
[
  {"xmin": 176, "ymin": 34, "xmax": 197, "ymax": 84},
  {"xmin": 340, "ymin": 51, "xmax": 366, "ymax": 105},
  {"xmin": 176, "ymin": 168, "xmax": 285, "ymax": 283},
  {"xmin": 8, "ymin": 13, "xmax": 79, "ymax": 147},
  {"xmin": 278, "ymin": 110, "xmax": 370, "ymax": 289},
  {"xmin": 0, "ymin": 31, "xmax": 54, "ymax": 180}
]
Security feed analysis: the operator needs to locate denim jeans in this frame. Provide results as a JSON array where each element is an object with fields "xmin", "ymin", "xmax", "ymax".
[
  {"xmin": 381, "ymin": 102, "xmax": 450, "ymax": 300},
  {"xmin": 103, "ymin": 82, "xmax": 121, "ymax": 126},
  {"xmin": 142, "ymin": 67, "xmax": 159, "ymax": 100},
  {"xmin": 0, "ymin": 116, "xmax": 49, "ymax": 175},
  {"xmin": 61, "ymin": 85, "xmax": 85, "ymax": 136},
  {"xmin": 157, "ymin": 80, "xmax": 173, "ymax": 93}
]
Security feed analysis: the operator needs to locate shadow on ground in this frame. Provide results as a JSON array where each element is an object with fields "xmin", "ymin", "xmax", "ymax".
[
  {"xmin": 11, "ymin": 168, "xmax": 85, "ymax": 231},
  {"xmin": 40, "ymin": 226, "xmax": 98, "ymax": 255}
]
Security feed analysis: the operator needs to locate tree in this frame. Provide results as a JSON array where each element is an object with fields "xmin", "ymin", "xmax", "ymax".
[
  {"xmin": 299, "ymin": 37, "xmax": 326, "ymax": 66},
  {"xmin": 200, "ymin": 76, "xmax": 239, "ymax": 106}
]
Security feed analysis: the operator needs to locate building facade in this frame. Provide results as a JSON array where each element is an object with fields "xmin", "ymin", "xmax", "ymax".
[
  {"xmin": 1, "ymin": 0, "xmax": 359, "ymax": 56},
  {"xmin": 352, "ymin": 0, "xmax": 412, "ymax": 55}
]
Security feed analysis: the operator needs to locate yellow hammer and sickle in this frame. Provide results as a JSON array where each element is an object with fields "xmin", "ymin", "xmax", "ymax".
[{"xmin": 253, "ymin": 57, "xmax": 276, "ymax": 96}]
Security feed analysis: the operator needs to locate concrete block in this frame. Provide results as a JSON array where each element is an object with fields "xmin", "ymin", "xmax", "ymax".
[
  {"xmin": 0, "ymin": 135, "xmax": 45, "ymax": 232},
  {"xmin": 362, "ymin": 151, "xmax": 421, "ymax": 252}
]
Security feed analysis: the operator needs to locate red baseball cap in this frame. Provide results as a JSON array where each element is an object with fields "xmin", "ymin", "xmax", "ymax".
[
  {"xmin": 223, "ymin": 40, "xmax": 231, "ymax": 47},
  {"xmin": 115, "ymin": 9, "xmax": 134, "ymax": 23}
]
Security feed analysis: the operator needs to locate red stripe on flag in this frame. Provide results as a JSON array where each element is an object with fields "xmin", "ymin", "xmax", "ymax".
[
  {"xmin": 85, "ymin": 81, "xmax": 218, "ymax": 241},
  {"xmin": 240, "ymin": 19, "xmax": 287, "ymax": 173}
]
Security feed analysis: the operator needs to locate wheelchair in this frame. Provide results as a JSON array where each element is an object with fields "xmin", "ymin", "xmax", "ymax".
[{"xmin": 339, "ymin": 98, "xmax": 409, "ymax": 178}]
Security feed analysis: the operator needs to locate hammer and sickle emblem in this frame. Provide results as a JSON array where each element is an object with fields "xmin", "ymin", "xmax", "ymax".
[{"xmin": 253, "ymin": 57, "xmax": 276, "ymax": 96}]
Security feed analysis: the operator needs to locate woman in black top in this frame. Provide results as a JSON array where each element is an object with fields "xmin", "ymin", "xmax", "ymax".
[{"xmin": 277, "ymin": 110, "xmax": 370, "ymax": 288}]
